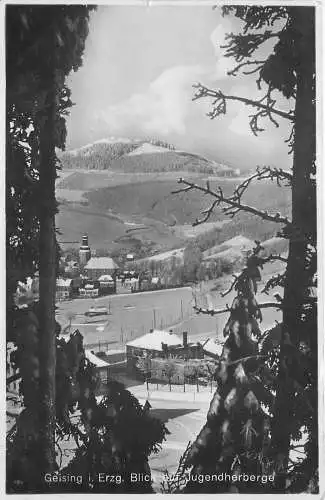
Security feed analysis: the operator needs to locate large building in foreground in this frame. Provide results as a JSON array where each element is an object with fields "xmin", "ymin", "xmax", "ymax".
[{"xmin": 126, "ymin": 329, "xmax": 204, "ymax": 366}]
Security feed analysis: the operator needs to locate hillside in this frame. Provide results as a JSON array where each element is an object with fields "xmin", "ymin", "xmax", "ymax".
[
  {"xmin": 85, "ymin": 178, "xmax": 290, "ymax": 228},
  {"xmin": 203, "ymin": 235, "xmax": 256, "ymax": 260},
  {"xmin": 127, "ymin": 142, "xmax": 171, "ymax": 155},
  {"xmin": 59, "ymin": 137, "xmax": 238, "ymax": 176},
  {"xmin": 57, "ymin": 202, "xmax": 183, "ymax": 252},
  {"xmin": 56, "ymin": 172, "xmax": 291, "ymax": 257},
  {"xmin": 58, "ymin": 139, "xmax": 138, "ymax": 169}
]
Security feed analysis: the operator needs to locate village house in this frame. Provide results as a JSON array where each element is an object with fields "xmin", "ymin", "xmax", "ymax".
[
  {"xmin": 56, "ymin": 278, "xmax": 73, "ymax": 301},
  {"xmin": 126, "ymin": 329, "xmax": 204, "ymax": 371},
  {"xmin": 84, "ymin": 256, "xmax": 119, "ymax": 282},
  {"xmin": 85, "ymin": 349, "xmax": 127, "ymax": 391}
]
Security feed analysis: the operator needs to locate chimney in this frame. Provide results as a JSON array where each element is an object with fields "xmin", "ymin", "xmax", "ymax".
[
  {"xmin": 161, "ymin": 342, "xmax": 168, "ymax": 358},
  {"xmin": 169, "ymin": 329, "xmax": 173, "ymax": 335},
  {"xmin": 183, "ymin": 331, "xmax": 188, "ymax": 348}
]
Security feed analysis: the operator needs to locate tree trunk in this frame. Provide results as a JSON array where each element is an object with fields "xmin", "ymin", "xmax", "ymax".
[
  {"xmin": 38, "ymin": 74, "xmax": 57, "ymax": 474},
  {"xmin": 272, "ymin": 7, "xmax": 315, "ymax": 489}
]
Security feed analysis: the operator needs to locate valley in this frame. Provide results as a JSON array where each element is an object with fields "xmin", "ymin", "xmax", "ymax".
[{"xmin": 56, "ymin": 165, "xmax": 290, "ymax": 257}]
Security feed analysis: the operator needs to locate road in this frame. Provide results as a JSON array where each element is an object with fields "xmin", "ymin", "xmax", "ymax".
[
  {"xmin": 56, "ymin": 268, "xmax": 282, "ymax": 350},
  {"xmin": 146, "ymin": 399, "xmax": 209, "ymax": 492},
  {"xmin": 58, "ymin": 385, "xmax": 211, "ymax": 493},
  {"xmin": 56, "ymin": 287, "xmax": 195, "ymax": 347}
]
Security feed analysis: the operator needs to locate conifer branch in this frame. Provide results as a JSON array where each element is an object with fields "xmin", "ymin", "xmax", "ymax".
[
  {"xmin": 192, "ymin": 83, "xmax": 294, "ymax": 124},
  {"xmin": 262, "ymin": 254, "xmax": 288, "ymax": 264},
  {"xmin": 227, "ymin": 59, "xmax": 266, "ymax": 77},
  {"xmin": 173, "ymin": 178, "xmax": 291, "ymax": 226},
  {"xmin": 262, "ymin": 273, "xmax": 286, "ymax": 294},
  {"xmin": 230, "ymin": 166, "xmax": 292, "ymax": 206},
  {"xmin": 227, "ymin": 354, "xmax": 268, "ymax": 366},
  {"xmin": 220, "ymin": 274, "xmax": 240, "ymax": 297},
  {"xmin": 193, "ymin": 302, "xmax": 282, "ymax": 316},
  {"xmin": 221, "ymin": 30, "xmax": 282, "ymax": 60}
]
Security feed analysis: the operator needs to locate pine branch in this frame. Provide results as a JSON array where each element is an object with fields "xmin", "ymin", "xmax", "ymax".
[
  {"xmin": 160, "ymin": 441, "xmax": 192, "ymax": 493},
  {"xmin": 194, "ymin": 304, "xmax": 230, "ymax": 316},
  {"xmin": 193, "ymin": 302, "xmax": 282, "ymax": 316},
  {"xmin": 262, "ymin": 254, "xmax": 288, "ymax": 264},
  {"xmin": 227, "ymin": 354, "xmax": 268, "ymax": 366},
  {"xmin": 227, "ymin": 166, "xmax": 292, "ymax": 210},
  {"xmin": 227, "ymin": 59, "xmax": 266, "ymax": 77},
  {"xmin": 172, "ymin": 178, "xmax": 291, "ymax": 226},
  {"xmin": 221, "ymin": 30, "xmax": 282, "ymax": 61},
  {"xmin": 192, "ymin": 83, "xmax": 294, "ymax": 123},
  {"xmin": 7, "ymin": 372, "xmax": 22, "ymax": 385},
  {"xmin": 262, "ymin": 273, "xmax": 286, "ymax": 294},
  {"xmin": 220, "ymin": 274, "xmax": 240, "ymax": 298}
]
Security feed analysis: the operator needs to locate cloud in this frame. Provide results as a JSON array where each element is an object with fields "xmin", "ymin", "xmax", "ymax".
[
  {"xmin": 209, "ymin": 20, "xmax": 235, "ymax": 80},
  {"xmin": 97, "ymin": 65, "xmax": 208, "ymax": 137}
]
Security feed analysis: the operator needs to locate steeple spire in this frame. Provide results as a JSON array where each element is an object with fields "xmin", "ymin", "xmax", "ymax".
[{"xmin": 79, "ymin": 234, "xmax": 91, "ymax": 265}]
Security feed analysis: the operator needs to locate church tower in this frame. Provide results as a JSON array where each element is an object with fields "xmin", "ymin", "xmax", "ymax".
[{"xmin": 79, "ymin": 234, "xmax": 91, "ymax": 266}]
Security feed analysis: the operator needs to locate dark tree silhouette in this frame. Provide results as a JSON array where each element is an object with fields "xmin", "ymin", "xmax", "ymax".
[
  {"xmin": 7, "ymin": 4, "xmax": 96, "ymax": 475},
  {"xmin": 6, "ymin": 6, "xmax": 168, "ymax": 493},
  {"xmin": 170, "ymin": 5, "xmax": 317, "ymax": 493},
  {"xmin": 183, "ymin": 245, "xmax": 274, "ymax": 493}
]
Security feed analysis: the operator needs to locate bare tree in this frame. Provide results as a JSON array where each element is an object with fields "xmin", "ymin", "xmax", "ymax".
[{"xmin": 163, "ymin": 360, "xmax": 177, "ymax": 391}]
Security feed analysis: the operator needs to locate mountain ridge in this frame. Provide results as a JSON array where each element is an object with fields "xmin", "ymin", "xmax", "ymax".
[{"xmin": 59, "ymin": 137, "xmax": 239, "ymax": 176}]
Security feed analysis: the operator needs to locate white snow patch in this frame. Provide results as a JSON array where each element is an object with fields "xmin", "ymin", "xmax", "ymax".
[{"xmin": 127, "ymin": 142, "xmax": 170, "ymax": 156}]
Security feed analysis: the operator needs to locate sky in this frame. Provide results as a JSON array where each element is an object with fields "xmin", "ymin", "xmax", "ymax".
[{"xmin": 65, "ymin": 5, "xmax": 293, "ymax": 170}]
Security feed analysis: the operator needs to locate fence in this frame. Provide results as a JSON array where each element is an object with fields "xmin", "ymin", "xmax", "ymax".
[
  {"xmin": 79, "ymin": 288, "xmax": 99, "ymax": 298},
  {"xmin": 145, "ymin": 379, "xmax": 217, "ymax": 394},
  {"xmin": 82, "ymin": 301, "xmax": 194, "ymax": 352}
]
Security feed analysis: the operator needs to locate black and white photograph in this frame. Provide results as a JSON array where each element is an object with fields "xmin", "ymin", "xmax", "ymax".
[{"xmin": 5, "ymin": 1, "xmax": 322, "ymax": 495}]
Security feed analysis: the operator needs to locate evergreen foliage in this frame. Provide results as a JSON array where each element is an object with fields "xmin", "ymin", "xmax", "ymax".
[
  {"xmin": 7, "ymin": 306, "xmax": 167, "ymax": 492},
  {"xmin": 6, "ymin": 6, "xmax": 168, "ymax": 492},
  {"xmin": 169, "ymin": 5, "xmax": 317, "ymax": 493},
  {"xmin": 183, "ymin": 246, "xmax": 274, "ymax": 492}
]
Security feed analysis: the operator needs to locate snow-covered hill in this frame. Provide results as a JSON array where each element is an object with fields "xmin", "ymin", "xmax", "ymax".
[{"xmin": 59, "ymin": 137, "xmax": 239, "ymax": 176}]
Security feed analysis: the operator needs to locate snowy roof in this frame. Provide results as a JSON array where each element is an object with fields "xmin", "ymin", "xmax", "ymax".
[
  {"xmin": 104, "ymin": 348, "xmax": 126, "ymax": 355},
  {"xmin": 201, "ymin": 338, "xmax": 223, "ymax": 357},
  {"xmin": 85, "ymin": 350, "xmax": 110, "ymax": 368},
  {"xmin": 98, "ymin": 274, "xmax": 114, "ymax": 282},
  {"xmin": 126, "ymin": 330, "xmax": 182, "ymax": 351},
  {"xmin": 56, "ymin": 278, "xmax": 72, "ymax": 287},
  {"xmin": 85, "ymin": 257, "xmax": 119, "ymax": 270}
]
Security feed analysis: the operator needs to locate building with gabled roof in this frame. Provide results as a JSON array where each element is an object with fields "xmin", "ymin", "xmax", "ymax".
[
  {"xmin": 127, "ymin": 329, "xmax": 183, "ymax": 354},
  {"xmin": 84, "ymin": 256, "xmax": 119, "ymax": 281},
  {"xmin": 126, "ymin": 330, "xmax": 204, "ymax": 376}
]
